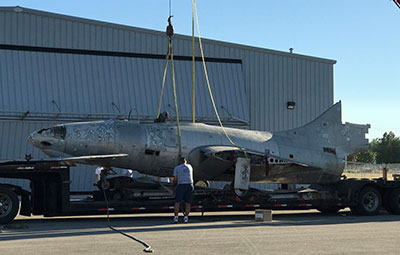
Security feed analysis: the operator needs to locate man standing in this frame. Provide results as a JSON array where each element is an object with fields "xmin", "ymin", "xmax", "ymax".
[
  {"xmin": 173, "ymin": 157, "xmax": 194, "ymax": 223},
  {"xmin": 95, "ymin": 166, "xmax": 104, "ymax": 184}
]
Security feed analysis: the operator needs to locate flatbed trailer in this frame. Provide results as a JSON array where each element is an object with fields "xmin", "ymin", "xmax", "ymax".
[{"xmin": 1, "ymin": 161, "xmax": 400, "ymax": 225}]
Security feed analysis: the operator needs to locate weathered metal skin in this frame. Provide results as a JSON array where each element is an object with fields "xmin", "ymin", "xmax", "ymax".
[{"xmin": 28, "ymin": 102, "xmax": 370, "ymax": 184}]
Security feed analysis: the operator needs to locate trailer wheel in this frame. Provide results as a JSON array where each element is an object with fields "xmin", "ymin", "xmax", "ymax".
[
  {"xmin": 387, "ymin": 188, "xmax": 400, "ymax": 214},
  {"xmin": 234, "ymin": 188, "xmax": 248, "ymax": 197},
  {"xmin": 383, "ymin": 191, "xmax": 394, "ymax": 214},
  {"xmin": 352, "ymin": 186, "xmax": 381, "ymax": 216},
  {"xmin": 223, "ymin": 183, "xmax": 248, "ymax": 197},
  {"xmin": 195, "ymin": 180, "xmax": 210, "ymax": 188},
  {"xmin": 0, "ymin": 186, "xmax": 19, "ymax": 225}
]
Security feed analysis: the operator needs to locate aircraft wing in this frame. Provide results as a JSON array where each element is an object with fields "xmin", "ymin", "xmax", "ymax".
[
  {"xmin": 188, "ymin": 145, "xmax": 265, "ymax": 180},
  {"xmin": 191, "ymin": 145, "xmax": 309, "ymax": 166},
  {"xmin": 0, "ymin": 154, "xmax": 128, "ymax": 167},
  {"xmin": 188, "ymin": 145, "xmax": 315, "ymax": 181}
]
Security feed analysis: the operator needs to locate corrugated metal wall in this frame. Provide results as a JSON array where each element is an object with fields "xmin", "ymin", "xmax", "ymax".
[
  {"xmin": 0, "ymin": 7, "xmax": 335, "ymax": 131},
  {"xmin": 0, "ymin": 7, "xmax": 336, "ymax": 191},
  {"xmin": 0, "ymin": 48, "xmax": 248, "ymax": 123}
]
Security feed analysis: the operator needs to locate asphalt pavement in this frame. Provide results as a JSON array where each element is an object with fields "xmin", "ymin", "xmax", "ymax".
[{"xmin": 1, "ymin": 210, "xmax": 400, "ymax": 255}]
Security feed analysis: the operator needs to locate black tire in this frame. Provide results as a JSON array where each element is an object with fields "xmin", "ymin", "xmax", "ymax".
[
  {"xmin": 383, "ymin": 191, "xmax": 394, "ymax": 214},
  {"xmin": 387, "ymin": 188, "xmax": 400, "ymax": 215},
  {"xmin": 0, "ymin": 186, "xmax": 19, "ymax": 225},
  {"xmin": 352, "ymin": 186, "xmax": 382, "ymax": 216},
  {"xmin": 349, "ymin": 206, "xmax": 360, "ymax": 215}
]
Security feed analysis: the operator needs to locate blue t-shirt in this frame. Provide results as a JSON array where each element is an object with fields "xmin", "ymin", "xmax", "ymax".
[{"xmin": 173, "ymin": 163, "xmax": 194, "ymax": 185}]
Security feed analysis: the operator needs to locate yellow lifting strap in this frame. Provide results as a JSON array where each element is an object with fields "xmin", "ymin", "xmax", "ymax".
[
  {"xmin": 169, "ymin": 42, "xmax": 183, "ymax": 156},
  {"xmin": 192, "ymin": 0, "xmax": 247, "ymax": 158},
  {"xmin": 156, "ymin": 43, "xmax": 170, "ymax": 119},
  {"xmin": 156, "ymin": 16, "xmax": 183, "ymax": 156}
]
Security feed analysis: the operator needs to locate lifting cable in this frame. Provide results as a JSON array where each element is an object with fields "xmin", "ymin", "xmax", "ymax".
[
  {"xmin": 192, "ymin": 0, "xmax": 247, "ymax": 158},
  {"xmin": 156, "ymin": 0, "xmax": 173, "ymax": 119},
  {"xmin": 156, "ymin": 7, "xmax": 182, "ymax": 156},
  {"xmin": 155, "ymin": 43, "xmax": 170, "ymax": 119},
  {"xmin": 192, "ymin": 1, "xmax": 196, "ymax": 123},
  {"xmin": 394, "ymin": 0, "xmax": 400, "ymax": 9},
  {"xmin": 169, "ymin": 34, "xmax": 183, "ymax": 156}
]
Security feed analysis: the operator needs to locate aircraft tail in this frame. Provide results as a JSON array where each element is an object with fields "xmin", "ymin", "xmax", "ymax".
[{"xmin": 273, "ymin": 101, "xmax": 370, "ymax": 161}]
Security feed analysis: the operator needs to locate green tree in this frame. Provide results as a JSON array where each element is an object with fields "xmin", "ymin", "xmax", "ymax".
[
  {"xmin": 355, "ymin": 149, "xmax": 376, "ymax": 163},
  {"xmin": 371, "ymin": 132, "xmax": 400, "ymax": 164}
]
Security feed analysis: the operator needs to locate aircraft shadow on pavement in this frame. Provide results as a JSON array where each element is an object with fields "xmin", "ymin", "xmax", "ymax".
[{"xmin": 1, "ymin": 210, "xmax": 400, "ymax": 242}]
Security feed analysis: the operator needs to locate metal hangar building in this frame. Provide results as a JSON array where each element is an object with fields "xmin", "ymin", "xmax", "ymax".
[{"xmin": 0, "ymin": 6, "xmax": 336, "ymax": 191}]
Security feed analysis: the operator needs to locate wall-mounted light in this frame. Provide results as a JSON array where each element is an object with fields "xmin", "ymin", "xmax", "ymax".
[{"xmin": 287, "ymin": 101, "xmax": 296, "ymax": 110}]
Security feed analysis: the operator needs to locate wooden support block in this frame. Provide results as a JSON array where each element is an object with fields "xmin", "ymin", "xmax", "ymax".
[{"xmin": 255, "ymin": 209, "xmax": 272, "ymax": 222}]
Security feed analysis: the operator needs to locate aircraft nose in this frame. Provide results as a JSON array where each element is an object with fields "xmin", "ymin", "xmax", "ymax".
[
  {"xmin": 28, "ymin": 128, "xmax": 56, "ymax": 148},
  {"xmin": 28, "ymin": 130, "xmax": 41, "ymax": 147}
]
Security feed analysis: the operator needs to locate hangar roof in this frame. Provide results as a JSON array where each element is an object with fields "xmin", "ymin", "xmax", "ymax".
[{"xmin": 0, "ymin": 6, "xmax": 336, "ymax": 65}]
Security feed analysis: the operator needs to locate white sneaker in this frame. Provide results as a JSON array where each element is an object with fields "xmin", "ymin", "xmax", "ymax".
[
  {"xmin": 173, "ymin": 216, "xmax": 178, "ymax": 223},
  {"xmin": 184, "ymin": 216, "xmax": 188, "ymax": 223}
]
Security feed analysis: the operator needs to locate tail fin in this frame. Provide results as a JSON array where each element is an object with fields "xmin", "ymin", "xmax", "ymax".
[{"xmin": 275, "ymin": 101, "xmax": 370, "ymax": 159}]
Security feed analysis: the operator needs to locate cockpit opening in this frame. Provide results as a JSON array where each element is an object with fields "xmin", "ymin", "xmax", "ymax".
[
  {"xmin": 38, "ymin": 126, "xmax": 66, "ymax": 139},
  {"xmin": 37, "ymin": 128, "xmax": 49, "ymax": 134}
]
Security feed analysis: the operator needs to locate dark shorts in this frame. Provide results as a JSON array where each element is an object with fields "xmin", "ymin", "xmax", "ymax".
[{"xmin": 175, "ymin": 184, "xmax": 194, "ymax": 204}]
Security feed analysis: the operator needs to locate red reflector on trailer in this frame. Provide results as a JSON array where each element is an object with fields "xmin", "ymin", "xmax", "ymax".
[
  {"xmin": 98, "ymin": 208, "xmax": 114, "ymax": 211},
  {"xmin": 274, "ymin": 204, "xmax": 287, "ymax": 207},
  {"xmin": 298, "ymin": 204, "xmax": 312, "ymax": 207},
  {"xmin": 218, "ymin": 205, "xmax": 233, "ymax": 208},
  {"xmin": 132, "ymin": 207, "xmax": 145, "ymax": 210},
  {"xmin": 245, "ymin": 204, "xmax": 260, "ymax": 208}
]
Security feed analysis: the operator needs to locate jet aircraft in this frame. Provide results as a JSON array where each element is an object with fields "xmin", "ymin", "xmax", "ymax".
[{"xmin": 27, "ymin": 101, "xmax": 369, "ymax": 185}]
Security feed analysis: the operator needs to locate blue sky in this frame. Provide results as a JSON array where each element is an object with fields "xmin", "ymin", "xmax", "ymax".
[{"xmin": 2, "ymin": 0, "xmax": 400, "ymax": 140}]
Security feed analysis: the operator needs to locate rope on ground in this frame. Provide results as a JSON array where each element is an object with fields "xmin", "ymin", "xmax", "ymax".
[{"xmin": 102, "ymin": 187, "xmax": 154, "ymax": 253}]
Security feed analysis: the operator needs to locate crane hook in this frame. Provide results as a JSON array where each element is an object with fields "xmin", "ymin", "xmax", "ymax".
[{"xmin": 166, "ymin": 16, "xmax": 174, "ymax": 39}]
